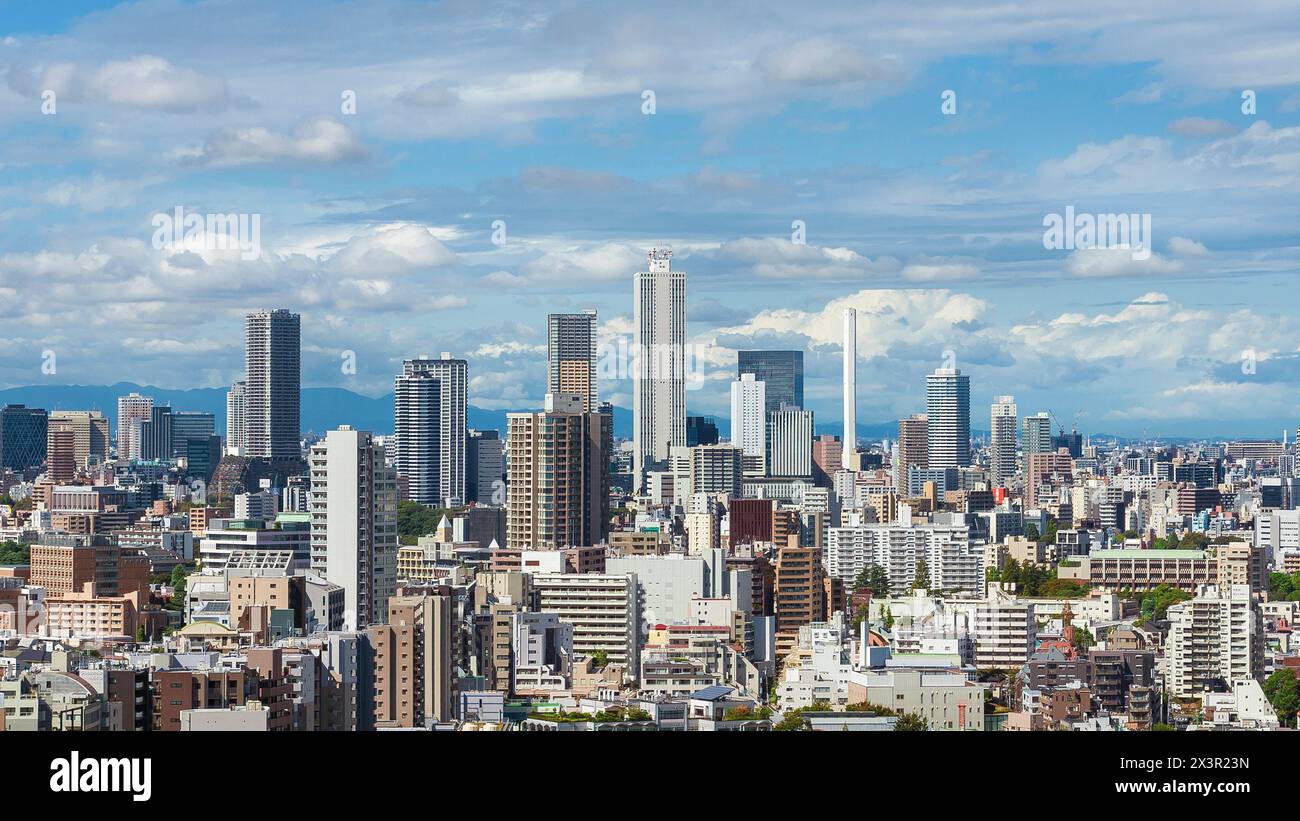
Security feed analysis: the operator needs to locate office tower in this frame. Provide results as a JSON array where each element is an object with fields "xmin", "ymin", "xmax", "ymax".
[
  {"xmin": 137, "ymin": 406, "xmax": 174, "ymax": 462},
  {"xmin": 226, "ymin": 381, "xmax": 247, "ymax": 456},
  {"xmin": 116, "ymin": 393, "xmax": 153, "ymax": 461},
  {"xmin": 767, "ymin": 406, "xmax": 814, "ymax": 478},
  {"xmin": 0, "ymin": 404, "xmax": 48, "ymax": 472},
  {"xmin": 926, "ymin": 367, "xmax": 970, "ymax": 468},
  {"xmin": 547, "ymin": 310, "xmax": 598, "ymax": 412},
  {"xmin": 842, "ymin": 308, "xmax": 857, "ymax": 468},
  {"xmin": 811, "ymin": 434, "xmax": 842, "ymax": 488},
  {"xmin": 686, "ymin": 415, "xmax": 719, "ymax": 447},
  {"xmin": 505, "ymin": 393, "xmax": 610, "ymax": 550},
  {"xmin": 309, "ymin": 427, "xmax": 397, "ymax": 630},
  {"xmin": 730, "ymin": 373, "xmax": 766, "ymax": 464},
  {"xmin": 396, "ymin": 354, "xmax": 467, "ymax": 506},
  {"xmin": 633, "ymin": 247, "xmax": 686, "ymax": 488},
  {"xmin": 1052, "ymin": 426, "xmax": 1084, "ymax": 458},
  {"xmin": 990, "ymin": 396, "xmax": 1018, "ymax": 487},
  {"xmin": 1023, "ymin": 412, "xmax": 1052, "ymax": 455},
  {"xmin": 171, "ymin": 411, "xmax": 215, "ymax": 458},
  {"xmin": 370, "ymin": 591, "xmax": 453, "ymax": 727},
  {"xmin": 896, "ymin": 414, "xmax": 929, "ymax": 494},
  {"xmin": 245, "ymin": 308, "xmax": 301, "ymax": 461},
  {"xmin": 466, "ymin": 429, "xmax": 504, "ymax": 505},
  {"xmin": 48, "ymin": 410, "xmax": 109, "ymax": 469},
  {"xmin": 46, "ymin": 425, "xmax": 77, "ymax": 483},
  {"xmin": 737, "ymin": 350, "xmax": 804, "ymax": 414}
]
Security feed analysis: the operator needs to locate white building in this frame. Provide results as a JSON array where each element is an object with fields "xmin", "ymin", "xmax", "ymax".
[
  {"xmin": 826, "ymin": 514, "xmax": 982, "ymax": 596},
  {"xmin": 533, "ymin": 573, "xmax": 640, "ymax": 681},
  {"xmin": 730, "ymin": 373, "xmax": 766, "ymax": 467},
  {"xmin": 309, "ymin": 427, "xmax": 397, "ymax": 630},
  {"xmin": 767, "ymin": 406, "xmax": 813, "ymax": 478},
  {"xmin": 1166, "ymin": 584, "xmax": 1263, "ymax": 698},
  {"xmin": 974, "ymin": 585, "xmax": 1035, "ymax": 669},
  {"xmin": 632, "ymin": 247, "xmax": 686, "ymax": 489}
]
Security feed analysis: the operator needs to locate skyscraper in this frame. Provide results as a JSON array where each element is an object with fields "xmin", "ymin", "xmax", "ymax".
[
  {"xmin": 395, "ymin": 354, "xmax": 467, "ymax": 506},
  {"xmin": 225, "ymin": 381, "xmax": 246, "ymax": 456},
  {"xmin": 171, "ymin": 411, "xmax": 215, "ymax": 459},
  {"xmin": 1023, "ymin": 412, "xmax": 1053, "ymax": 456},
  {"xmin": 737, "ymin": 350, "xmax": 804, "ymax": 414},
  {"xmin": 633, "ymin": 247, "xmax": 686, "ymax": 488},
  {"xmin": 926, "ymin": 367, "xmax": 970, "ymax": 468},
  {"xmin": 466, "ymin": 429, "xmax": 503, "ymax": 505},
  {"xmin": 506, "ymin": 393, "xmax": 610, "ymax": 550},
  {"xmin": 46, "ymin": 425, "xmax": 77, "ymax": 483},
  {"xmin": 245, "ymin": 309, "xmax": 301, "ymax": 462},
  {"xmin": 767, "ymin": 406, "xmax": 814, "ymax": 478},
  {"xmin": 990, "ymin": 395, "xmax": 1018, "ymax": 487},
  {"xmin": 309, "ymin": 426, "xmax": 397, "ymax": 630},
  {"xmin": 48, "ymin": 410, "xmax": 109, "ymax": 469},
  {"xmin": 730, "ymin": 373, "xmax": 766, "ymax": 465},
  {"xmin": 0, "ymin": 404, "xmax": 47, "ymax": 472},
  {"xmin": 547, "ymin": 311, "xmax": 598, "ymax": 412},
  {"xmin": 116, "ymin": 393, "xmax": 153, "ymax": 461},
  {"xmin": 896, "ymin": 414, "xmax": 930, "ymax": 494},
  {"xmin": 842, "ymin": 308, "xmax": 857, "ymax": 468}
]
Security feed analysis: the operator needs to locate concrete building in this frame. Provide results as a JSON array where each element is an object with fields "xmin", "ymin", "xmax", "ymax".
[
  {"xmin": 117, "ymin": 392, "xmax": 153, "ymax": 461},
  {"xmin": 926, "ymin": 367, "xmax": 970, "ymax": 468},
  {"xmin": 48, "ymin": 410, "xmax": 109, "ymax": 469},
  {"xmin": 990, "ymin": 395, "xmax": 1017, "ymax": 488},
  {"xmin": 737, "ymin": 350, "xmax": 803, "ymax": 415},
  {"xmin": 1166, "ymin": 584, "xmax": 1263, "ymax": 698},
  {"xmin": 842, "ymin": 308, "xmax": 856, "ymax": 467},
  {"xmin": 244, "ymin": 309, "xmax": 301, "ymax": 462},
  {"xmin": 766, "ymin": 406, "xmax": 813, "ymax": 479},
  {"xmin": 395, "ymin": 354, "xmax": 468, "ymax": 507},
  {"xmin": 370, "ymin": 591, "xmax": 454, "ymax": 727},
  {"xmin": 310, "ymin": 427, "xmax": 398, "ymax": 630},
  {"xmin": 730, "ymin": 373, "xmax": 766, "ymax": 469},
  {"xmin": 896, "ymin": 414, "xmax": 928, "ymax": 495},
  {"xmin": 547, "ymin": 311, "xmax": 598, "ymax": 412},
  {"xmin": 633, "ymin": 247, "xmax": 686, "ymax": 488},
  {"xmin": 534, "ymin": 573, "xmax": 639, "ymax": 680},
  {"xmin": 505, "ymin": 393, "xmax": 610, "ymax": 549}
]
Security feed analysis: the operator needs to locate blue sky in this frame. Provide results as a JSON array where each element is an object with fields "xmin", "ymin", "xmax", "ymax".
[{"xmin": 2, "ymin": 0, "xmax": 1300, "ymax": 437}]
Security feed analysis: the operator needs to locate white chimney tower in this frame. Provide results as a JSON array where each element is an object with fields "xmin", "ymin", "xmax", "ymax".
[{"xmin": 842, "ymin": 307, "xmax": 857, "ymax": 468}]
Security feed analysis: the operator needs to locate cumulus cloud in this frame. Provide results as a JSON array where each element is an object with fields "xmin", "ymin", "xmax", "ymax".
[{"xmin": 185, "ymin": 117, "xmax": 366, "ymax": 167}]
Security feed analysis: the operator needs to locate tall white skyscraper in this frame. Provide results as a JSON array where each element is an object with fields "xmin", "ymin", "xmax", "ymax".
[
  {"xmin": 225, "ymin": 381, "xmax": 246, "ymax": 456},
  {"xmin": 309, "ymin": 426, "xmax": 397, "ymax": 630},
  {"xmin": 245, "ymin": 309, "xmax": 301, "ymax": 461},
  {"xmin": 395, "ymin": 354, "xmax": 467, "ymax": 506},
  {"xmin": 926, "ymin": 367, "xmax": 971, "ymax": 468},
  {"xmin": 116, "ymin": 392, "xmax": 153, "ymax": 461},
  {"xmin": 990, "ymin": 395, "xmax": 1018, "ymax": 487},
  {"xmin": 842, "ymin": 308, "xmax": 857, "ymax": 468},
  {"xmin": 633, "ymin": 247, "xmax": 686, "ymax": 488},
  {"xmin": 730, "ymin": 373, "xmax": 766, "ymax": 463},
  {"xmin": 547, "ymin": 311, "xmax": 598, "ymax": 412}
]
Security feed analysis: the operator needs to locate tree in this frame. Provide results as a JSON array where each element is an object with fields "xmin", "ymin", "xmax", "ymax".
[
  {"xmin": 878, "ymin": 603, "xmax": 894, "ymax": 630},
  {"xmin": 1262, "ymin": 669, "xmax": 1299, "ymax": 728},
  {"xmin": 853, "ymin": 563, "xmax": 890, "ymax": 597},
  {"xmin": 893, "ymin": 712, "xmax": 929, "ymax": 731},
  {"xmin": 136, "ymin": 625, "xmax": 146, "ymax": 643},
  {"xmin": 1071, "ymin": 626, "xmax": 1096, "ymax": 654},
  {"xmin": 0, "ymin": 540, "xmax": 30, "ymax": 564},
  {"xmin": 1023, "ymin": 523, "xmax": 1040, "ymax": 542},
  {"xmin": 912, "ymin": 558, "xmax": 930, "ymax": 592},
  {"xmin": 589, "ymin": 649, "xmax": 609, "ymax": 669}
]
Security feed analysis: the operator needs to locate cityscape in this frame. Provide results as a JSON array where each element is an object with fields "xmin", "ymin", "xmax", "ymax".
[{"xmin": 1, "ymin": 0, "xmax": 1297, "ymax": 798}]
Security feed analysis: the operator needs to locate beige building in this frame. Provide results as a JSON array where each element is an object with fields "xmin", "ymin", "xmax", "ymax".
[
  {"xmin": 370, "ymin": 591, "xmax": 454, "ymax": 727},
  {"xmin": 49, "ymin": 410, "xmax": 110, "ymax": 469}
]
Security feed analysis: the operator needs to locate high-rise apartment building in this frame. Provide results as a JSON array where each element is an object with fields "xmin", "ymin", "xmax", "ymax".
[
  {"xmin": 46, "ymin": 426, "xmax": 77, "ymax": 483},
  {"xmin": 1166, "ymin": 584, "xmax": 1263, "ymax": 697},
  {"xmin": 370, "ymin": 591, "xmax": 453, "ymax": 727},
  {"xmin": 547, "ymin": 311, "xmax": 598, "ymax": 412},
  {"xmin": 116, "ymin": 393, "xmax": 153, "ymax": 461},
  {"xmin": 811, "ymin": 434, "xmax": 843, "ymax": 488},
  {"xmin": 633, "ymin": 247, "xmax": 686, "ymax": 488},
  {"xmin": 990, "ymin": 395, "xmax": 1018, "ymax": 487},
  {"xmin": 926, "ymin": 367, "xmax": 970, "ymax": 468},
  {"xmin": 730, "ymin": 373, "xmax": 765, "ymax": 465},
  {"xmin": 505, "ymin": 393, "xmax": 610, "ymax": 550},
  {"xmin": 395, "ymin": 354, "xmax": 467, "ymax": 506},
  {"xmin": 1023, "ymin": 412, "xmax": 1053, "ymax": 455},
  {"xmin": 245, "ymin": 309, "xmax": 301, "ymax": 462},
  {"xmin": 225, "ymin": 381, "xmax": 246, "ymax": 456},
  {"xmin": 533, "ymin": 573, "xmax": 639, "ymax": 680},
  {"xmin": 896, "ymin": 414, "xmax": 929, "ymax": 495},
  {"xmin": 309, "ymin": 427, "xmax": 397, "ymax": 630},
  {"xmin": 737, "ymin": 350, "xmax": 803, "ymax": 414}
]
